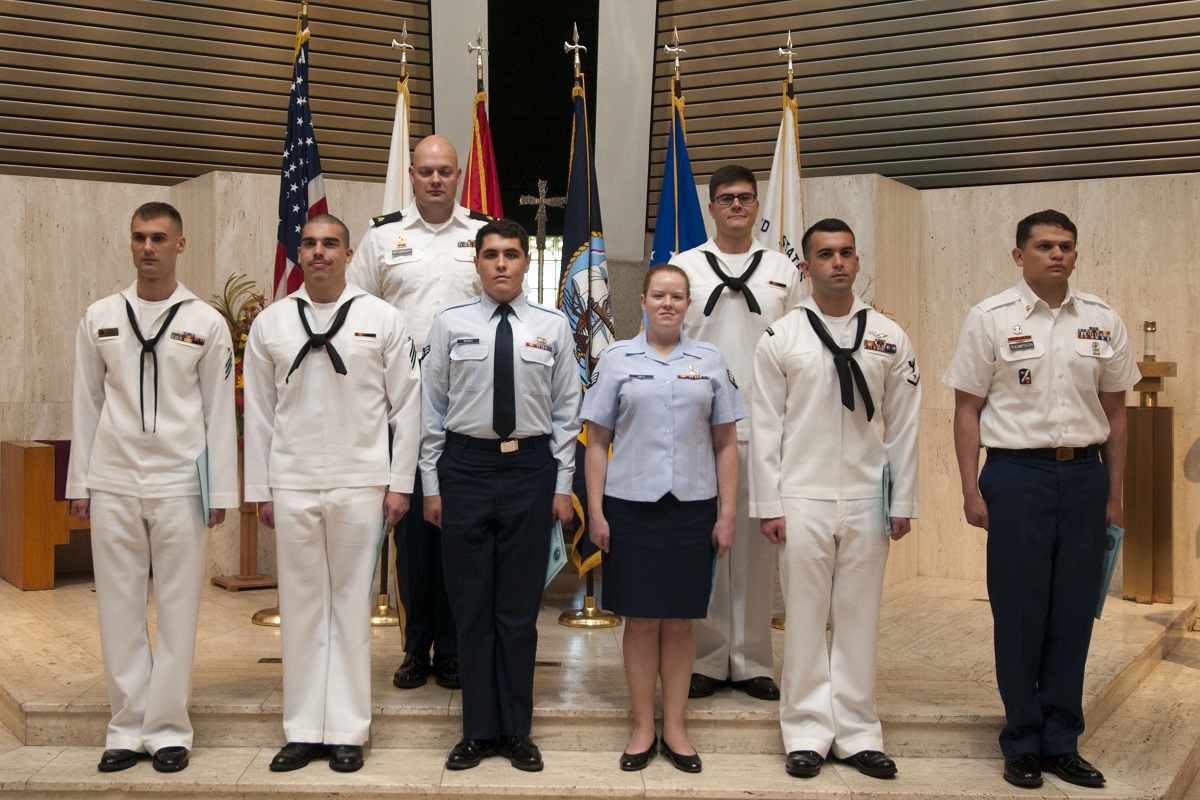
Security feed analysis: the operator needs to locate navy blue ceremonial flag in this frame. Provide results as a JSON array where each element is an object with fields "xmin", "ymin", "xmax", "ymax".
[
  {"xmin": 650, "ymin": 76, "xmax": 706, "ymax": 265},
  {"xmin": 557, "ymin": 74, "xmax": 613, "ymax": 577},
  {"xmin": 272, "ymin": 17, "xmax": 327, "ymax": 300}
]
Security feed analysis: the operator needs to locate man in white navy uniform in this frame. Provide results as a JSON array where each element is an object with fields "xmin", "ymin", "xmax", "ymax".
[
  {"xmin": 944, "ymin": 210, "xmax": 1139, "ymax": 790},
  {"xmin": 669, "ymin": 164, "xmax": 802, "ymax": 702},
  {"xmin": 68, "ymin": 202, "xmax": 238, "ymax": 775},
  {"xmin": 751, "ymin": 218, "xmax": 920, "ymax": 780},
  {"xmin": 421, "ymin": 219, "xmax": 581, "ymax": 773},
  {"xmin": 348, "ymin": 134, "xmax": 490, "ymax": 692},
  {"xmin": 244, "ymin": 214, "xmax": 421, "ymax": 773}
]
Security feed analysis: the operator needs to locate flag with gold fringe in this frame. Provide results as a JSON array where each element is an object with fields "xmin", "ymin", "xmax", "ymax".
[
  {"xmin": 558, "ymin": 73, "xmax": 613, "ymax": 576},
  {"xmin": 755, "ymin": 82, "xmax": 805, "ymax": 270},
  {"xmin": 272, "ymin": 13, "xmax": 327, "ymax": 300},
  {"xmin": 460, "ymin": 91, "xmax": 504, "ymax": 216},
  {"xmin": 650, "ymin": 75, "xmax": 705, "ymax": 265},
  {"xmin": 381, "ymin": 75, "xmax": 412, "ymax": 214}
]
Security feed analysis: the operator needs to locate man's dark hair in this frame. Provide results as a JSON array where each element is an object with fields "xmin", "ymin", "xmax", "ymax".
[
  {"xmin": 1016, "ymin": 209, "xmax": 1077, "ymax": 249},
  {"xmin": 708, "ymin": 164, "xmax": 757, "ymax": 201},
  {"xmin": 301, "ymin": 213, "xmax": 352, "ymax": 248},
  {"xmin": 800, "ymin": 218, "xmax": 856, "ymax": 260},
  {"xmin": 132, "ymin": 202, "xmax": 183, "ymax": 234},
  {"xmin": 475, "ymin": 219, "xmax": 529, "ymax": 256}
]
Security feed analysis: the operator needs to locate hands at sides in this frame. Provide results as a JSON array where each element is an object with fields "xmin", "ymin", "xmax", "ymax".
[
  {"xmin": 712, "ymin": 515, "xmax": 735, "ymax": 557},
  {"xmin": 70, "ymin": 499, "xmax": 90, "ymax": 523},
  {"xmin": 760, "ymin": 516, "xmax": 785, "ymax": 544},
  {"xmin": 257, "ymin": 501, "xmax": 275, "ymax": 529},
  {"xmin": 424, "ymin": 495, "xmax": 442, "ymax": 528},
  {"xmin": 889, "ymin": 516, "xmax": 911, "ymax": 541},
  {"xmin": 384, "ymin": 491, "xmax": 410, "ymax": 527}
]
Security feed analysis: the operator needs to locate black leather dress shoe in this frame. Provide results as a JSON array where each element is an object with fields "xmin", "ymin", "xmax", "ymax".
[
  {"xmin": 151, "ymin": 746, "xmax": 189, "ymax": 773},
  {"xmin": 499, "ymin": 735, "xmax": 544, "ymax": 772},
  {"xmin": 687, "ymin": 673, "xmax": 728, "ymax": 698},
  {"xmin": 432, "ymin": 654, "xmax": 461, "ymax": 689},
  {"xmin": 392, "ymin": 653, "xmax": 431, "ymax": 689},
  {"xmin": 97, "ymin": 748, "xmax": 142, "ymax": 772},
  {"xmin": 329, "ymin": 744, "xmax": 364, "ymax": 772},
  {"xmin": 660, "ymin": 739, "xmax": 702, "ymax": 773},
  {"xmin": 1042, "ymin": 753, "xmax": 1104, "ymax": 787},
  {"xmin": 619, "ymin": 737, "xmax": 657, "ymax": 771},
  {"xmin": 841, "ymin": 750, "xmax": 898, "ymax": 778},
  {"xmin": 785, "ymin": 750, "xmax": 823, "ymax": 777},
  {"xmin": 445, "ymin": 737, "xmax": 498, "ymax": 770},
  {"xmin": 1004, "ymin": 753, "xmax": 1043, "ymax": 788},
  {"xmin": 269, "ymin": 742, "xmax": 330, "ymax": 772},
  {"xmin": 731, "ymin": 676, "xmax": 781, "ymax": 701}
]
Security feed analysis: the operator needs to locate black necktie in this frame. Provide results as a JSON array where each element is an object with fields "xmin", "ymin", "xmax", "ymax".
[
  {"xmin": 125, "ymin": 299, "xmax": 183, "ymax": 432},
  {"xmin": 702, "ymin": 250, "xmax": 764, "ymax": 317},
  {"xmin": 493, "ymin": 303, "xmax": 516, "ymax": 438},
  {"xmin": 805, "ymin": 307, "xmax": 875, "ymax": 421},
  {"xmin": 286, "ymin": 297, "xmax": 355, "ymax": 383}
]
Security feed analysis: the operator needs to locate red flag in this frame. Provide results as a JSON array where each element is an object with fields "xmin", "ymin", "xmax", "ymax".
[
  {"xmin": 460, "ymin": 91, "xmax": 503, "ymax": 217},
  {"xmin": 272, "ymin": 20, "xmax": 328, "ymax": 300}
]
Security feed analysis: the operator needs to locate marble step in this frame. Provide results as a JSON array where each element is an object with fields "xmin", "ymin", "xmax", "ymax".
[
  {"xmin": 0, "ymin": 747, "xmax": 1169, "ymax": 800},
  {"xmin": 2, "ymin": 578, "xmax": 1194, "ymax": 760}
]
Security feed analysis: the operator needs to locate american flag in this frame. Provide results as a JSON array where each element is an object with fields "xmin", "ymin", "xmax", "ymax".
[{"xmin": 273, "ymin": 21, "xmax": 328, "ymax": 300}]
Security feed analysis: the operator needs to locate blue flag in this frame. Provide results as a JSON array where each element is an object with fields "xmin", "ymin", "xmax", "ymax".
[
  {"xmin": 650, "ymin": 78, "xmax": 706, "ymax": 264},
  {"xmin": 558, "ymin": 75, "xmax": 614, "ymax": 387}
]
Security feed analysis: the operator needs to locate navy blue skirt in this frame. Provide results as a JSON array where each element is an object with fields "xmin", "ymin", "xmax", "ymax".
[{"xmin": 600, "ymin": 493, "xmax": 716, "ymax": 619}]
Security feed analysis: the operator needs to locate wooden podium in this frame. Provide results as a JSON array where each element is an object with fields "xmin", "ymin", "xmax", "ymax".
[{"xmin": 0, "ymin": 441, "xmax": 91, "ymax": 590}]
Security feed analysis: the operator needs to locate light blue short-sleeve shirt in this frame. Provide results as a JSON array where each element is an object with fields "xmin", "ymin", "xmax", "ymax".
[{"xmin": 581, "ymin": 332, "xmax": 743, "ymax": 502}]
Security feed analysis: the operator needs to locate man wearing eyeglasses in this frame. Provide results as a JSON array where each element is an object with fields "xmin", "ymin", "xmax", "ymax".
[{"xmin": 669, "ymin": 164, "xmax": 802, "ymax": 703}]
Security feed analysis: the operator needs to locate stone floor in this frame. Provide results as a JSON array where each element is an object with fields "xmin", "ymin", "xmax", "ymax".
[{"xmin": 0, "ymin": 573, "xmax": 1196, "ymax": 799}]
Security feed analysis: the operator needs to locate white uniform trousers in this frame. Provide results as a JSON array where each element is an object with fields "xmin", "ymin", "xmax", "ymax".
[
  {"xmin": 274, "ymin": 486, "xmax": 385, "ymax": 746},
  {"xmin": 778, "ymin": 497, "xmax": 889, "ymax": 757},
  {"xmin": 694, "ymin": 442, "xmax": 776, "ymax": 681},
  {"xmin": 90, "ymin": 490, "xmax": 206, "ymax": 753}
]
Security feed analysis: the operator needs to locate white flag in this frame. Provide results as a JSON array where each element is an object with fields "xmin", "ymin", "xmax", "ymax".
[
  {"xmin": 382, "ymin": 77, "xmax": 413, "ymax": 214},
  {"xmin": 756, "ymin": 87, "xmax": 804, "ymax": 270}
]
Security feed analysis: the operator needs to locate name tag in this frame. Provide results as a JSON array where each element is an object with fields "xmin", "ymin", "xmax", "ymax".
[
  {"xmin": 628, "ymin": 374, "xmax": 654, "ymax": 380},
  {"xmin": 97, "ymin": 327, "xmax": 119, "ymax": 338},
  {"xmin": 1008, "ymin": 334, "xmax": 1034, "ymax": 351},
  {"xmin": 391, "ymin": 248, "xmax": 413, "ymax": 257},
  {"xmin": 455, "ymin": 338, "xmax": 480, "ymax": 345}
]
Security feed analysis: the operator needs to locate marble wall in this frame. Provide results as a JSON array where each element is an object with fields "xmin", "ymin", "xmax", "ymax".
[{"xmin": 4, "ymin": 169, "xmax": 1197, "ymax": 606}]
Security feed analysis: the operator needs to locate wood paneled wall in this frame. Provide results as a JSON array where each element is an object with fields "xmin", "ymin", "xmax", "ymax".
[
  {"xmin": 0, "ymin": 0, "xmax": 431, "ymax": 184},
  {"xmin": 652, "ymin": 0, "xmax": 1200, "ymax": 218}
]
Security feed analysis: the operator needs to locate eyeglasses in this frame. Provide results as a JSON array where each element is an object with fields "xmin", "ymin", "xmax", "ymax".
[{"xmin": 714, "ymin": 193, "xmax": 758, "ymax": 207}]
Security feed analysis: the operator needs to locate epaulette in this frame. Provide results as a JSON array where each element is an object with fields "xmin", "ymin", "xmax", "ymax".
[
  {"xmin": 467, "ymin": 209, "xmax": 496, "ymax": 222},
  {"xmin": 371, "ymin": 210, "xmax": 404, "ymax": 227},
  {"xmin": 978, "ymin": 291, "xmax": 1016, "ymax": 312}
]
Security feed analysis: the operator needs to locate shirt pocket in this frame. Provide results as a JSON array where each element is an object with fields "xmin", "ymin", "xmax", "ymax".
[
  {"xmin": 384, "ymin": 253, "xmax": 424, "ymax": 294},
  {"xmin": 998, "ymin": 339, "xmax": 1044, "ymax": 393},
  {"xmin": 1072, "ymin": 339, "xmax": 1113, "ymax": 390},
  {"xmin": 449, "ymin": 341, "xmax": 489, "ymax": 393},
  {"xmin": 518, "ymin": 344, "xmax": 554, "ymax": 396}
]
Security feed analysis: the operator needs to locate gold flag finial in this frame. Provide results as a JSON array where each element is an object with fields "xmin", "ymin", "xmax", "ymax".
[
  {"xmin": 564, "ymin": 22, "xmax": 586, "ymax": 80},
  {"xmin": 778, "ymin": 30, "xmax": 796, "ymax": 96},
  {"xmin": 468, "ymin": 26, "xmax": 487, "ymax": 91},
  {"xmin": 665, "ymin": 27, "xmax": 686, "ymax": 84},
  {"xmin": 390, "ymin": 21, "xmax": 413, "ymax": 79}
]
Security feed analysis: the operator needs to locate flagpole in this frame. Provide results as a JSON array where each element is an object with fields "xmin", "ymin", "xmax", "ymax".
[
  {"xmin": 558, "ymin": 23, "xmax": 619, "ymax": 630},
  {"xmin": 519, "ymin": 179, "xmax": 566, "ymax": 304}
]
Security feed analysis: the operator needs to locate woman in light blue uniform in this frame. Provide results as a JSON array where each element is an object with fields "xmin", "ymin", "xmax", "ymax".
[{"xmin": 582, "ymin": 264, "xmax": 743, "ymax": 774}]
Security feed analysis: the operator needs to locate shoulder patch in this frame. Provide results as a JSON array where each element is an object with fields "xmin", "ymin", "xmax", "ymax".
[
  {"xmin": 765, "ymin": 326, "xmax": 775, "ymax": 337},
  {"xmin": 467, "ymin": 209, "xmax": 495, "ymax": 223},
  {"xmin": 727, "ymin": 369, "xmax": 738, "ymax": 389},
  {"xmin": 371, "ymin": 210, "xmax": 404, "ymax": 227}
]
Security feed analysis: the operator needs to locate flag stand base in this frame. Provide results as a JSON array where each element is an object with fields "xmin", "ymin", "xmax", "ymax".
[
  {"xmin": 371, "ymin": 593, "xmax": 401, "ymax": 627},
  {"xmin": 252, "ymin": 605, "xmax": 281, "ymax": 627},
  {"xmin": 559, "ymin": 572, "xmax": 621, "ymax": 628}
]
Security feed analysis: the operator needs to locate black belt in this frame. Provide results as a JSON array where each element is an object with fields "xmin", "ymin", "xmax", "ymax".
[
  {"xmin": 987, "ymin": 445, "xmax": 1101, "ymax": 462},
  {"xmin": 447, "ymin": 431, "xmax": 550, "ymax": 454}
]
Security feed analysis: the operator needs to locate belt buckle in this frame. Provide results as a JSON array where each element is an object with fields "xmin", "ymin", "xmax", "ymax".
[
  {"xmin": 1055, "ymin": 447, "xmax": 1075, "ymax": 461},
  {"xmin": 500, "ymin": 439, "xmax": 519, "ymax": 454}
]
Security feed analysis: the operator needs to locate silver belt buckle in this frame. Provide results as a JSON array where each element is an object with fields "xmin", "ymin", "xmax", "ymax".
[
  {"xmin": 500, "ymin": 439, "xmax": 519, "ymax": 454},
  {"xmin": 1055, "ymin": 447, "xmax": 1075, "ymax": 461}
]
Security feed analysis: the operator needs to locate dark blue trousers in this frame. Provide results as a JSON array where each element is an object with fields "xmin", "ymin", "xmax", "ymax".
[
  {"xmin": 438, "ymin": 439, "xmax": 555, "ymax": 739},
  {"xmin": 394, "ymin": 472, "xmax": 457, "ymax": 657},
  {"xmin": 980, "ymin": 452, "xmax": 1107, "ymax": 757}
]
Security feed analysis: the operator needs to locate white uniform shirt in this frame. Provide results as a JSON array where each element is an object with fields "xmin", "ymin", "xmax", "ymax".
[
  {"xmin": 670, "ymin": 237, "xmax": 803, "ymax": 441},
  {"xmin": 420, "ymin": 293, "xmax": 582, "ymax": 496},
  {"xmin": 67, "ymin": 282, "xmax": 239, "ymax": 508},
  {"xmin": 348, "ymin": 202, "xmax": 488, "ymax": 347},
  {"xmin": 943, "ymin": 279, "xmax": 1140, "ymax": 449},
  {"xmin": 749, "ymin": 295, "xmax": 922, "ymax": 520},
  {"xmin": 581, "ymin": 331, "xmax": 744, "ymax": 502},
  {"xmin": 242, "ymin": 283, "xmax": 421, "ymax": 500}
]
